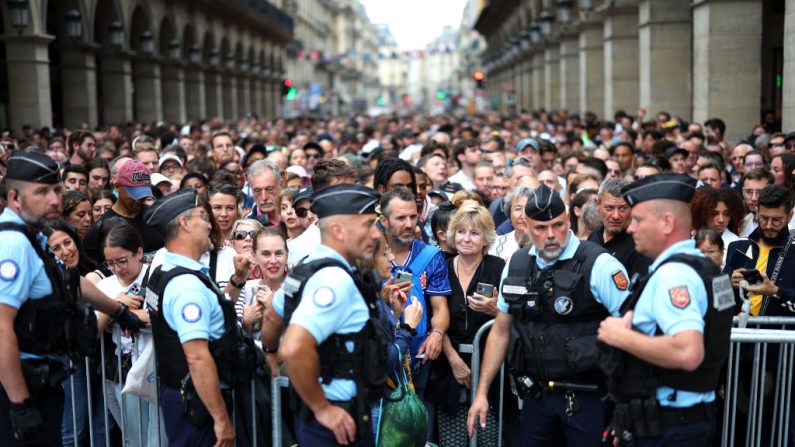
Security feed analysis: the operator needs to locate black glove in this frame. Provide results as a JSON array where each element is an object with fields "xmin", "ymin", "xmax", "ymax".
[
  {"xmin": 9, "ymin": 399, "xmax": 43, "ymax": 441},
  {"xmin": 113, "ymin": 303, "xmax": 146, "ymax": 331}
]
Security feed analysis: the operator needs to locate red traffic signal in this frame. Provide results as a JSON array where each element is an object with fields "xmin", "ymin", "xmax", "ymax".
[
  {"xmin": 473, "ymin": 71, "xmax": 484, "ymax": 81},
  {"xmin": 284, "ymin": 79, "xmax": 293, "ymax": 87}
]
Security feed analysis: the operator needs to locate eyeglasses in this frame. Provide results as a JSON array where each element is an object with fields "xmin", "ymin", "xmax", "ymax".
[
  {"xmin": 742, "ymin": 188, "xmax": 763, "ymax": 198},
  {"xmin": 786, "ymin": 143, "xmax": 795, "ymax": 150},
  {"xmin": 233, "ymin": 230, "xmax": 258, "ymax": 240},
  {"xmin": 103, "ymin": 257, "xmax": 130, "ymax": 270},
  {"xmin": 756, "ymin": 214, "xmax": 787, "ymax": 226},
  {"xmin": 306, "ymin": 153, "xmax": 321, "ymax": 160},
  {"xmin": 769, "ymin": 142, "xmax": 785, "ymax": 148},
  {"xmin": 161, "ymin": 164, "xmax": 180, "ymax": 173},
  {"xmin": 294, "ymin": 207, "xmax": 311, "ymax": 218},
  {"xmin": 745, "ymin": 162, "xmax": 764, "ymax": 168}
]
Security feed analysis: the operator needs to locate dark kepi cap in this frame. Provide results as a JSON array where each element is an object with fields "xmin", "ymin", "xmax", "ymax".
[
  {"xmin": 663, "ymin": 146, "xmax": 688, "ymax": 160},
  {"xmin": 621, "ymin": 172, "xmax": 696, "ymax": 207},
  {"xmin": 6, "ymin": 151, "xmax": 60, "ymax": 184},
  {"xmin": 310, "ymin": 183, "xmax": 380, "ymax": 219},
  {"xmin": 292, "ymin": 186, "xmax": 313, "ymax": 204},
  {"xmin": 142, "ymin": 188, "xmax": 201, "ymax": 233},
  {"xmin": 525, "ymin": 184, "xmax": 566, "ymax": 221}
]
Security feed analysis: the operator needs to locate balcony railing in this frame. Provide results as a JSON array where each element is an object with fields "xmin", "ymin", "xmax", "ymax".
[{"xmin": 238, "ymin": 0, "xmax": 295, "ymax": 33}]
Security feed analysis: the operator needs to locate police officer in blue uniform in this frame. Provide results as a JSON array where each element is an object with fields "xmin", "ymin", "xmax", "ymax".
[
  {"xmin": 144, "ymin": 189, "xmax": 255, "ymax": 447},
  {"xmin": 468, "ymin": 184, "xmax": 631, "ymax": 445},
  {"xmin": 0, "ymin": 151, "xmax": 144, "ymax": 446},
  {"xmin": 597, "ymin": 173, "xmax": 734, "ymax": 445},
  {"xmin": 262, "ymin": 183, "xmax": 389, "ymax": 446}
]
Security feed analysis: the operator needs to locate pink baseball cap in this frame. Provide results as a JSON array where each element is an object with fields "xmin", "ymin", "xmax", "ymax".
[{"xmin": 117, "ymin": 160, "xmax": 153, "ymax": 200}]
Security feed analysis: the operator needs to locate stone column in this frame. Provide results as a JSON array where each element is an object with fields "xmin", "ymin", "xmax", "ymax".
[
  {"xmin": 579, "ymin": 22, "xmax": 604, "ymax": 115},
  {"xmin": 1, "ymin": 35, "xmax": 54, "ymax": 129},
  {"xmin": 223, "ymin": 72, "xmax": 239, "ymax": 120},
  {"xmin": 250, "ymin": 73, "xmax": 262, "ymax": 118},
  {"xmin": 692, "ymin": 0, "xmax": 761, "ymax": 141},
  {"xmin": 161, "ymin": 62, "xmax": 187, "ymax": 123},
  {"xmin": 514, "ymin": 62, "xmax": 525, "ymax": 112},
  {"xmin": 544, "ymin": 45, "xmax": 561, "ymax": 111},
  {"xmin": 60, "ymin": 44, "xmax": 99, "ymax": 129},
  {"xmin": 532, "ymin": 51, "xmax": 544, "ymax": 110},
  {"xmin": 784, "ymin": 0, "xmax": 795, "ymax": 131},
  {"xmin": 559, "ymin": 35, "xmax": 580, "ymax": 113},
  {"xmin": 204, "ymin": 69, "xmax": 223, "ymax": 119},
  {"xmin": 132, "ymin": 58, "xmax": 163, "ymax": 123},
  {"xmin": 639, "ymin": 0, "xmax": 692, "ymax": 120},
  {"xmin": 604, "ymin": 3, "xmax": 639, "ymax": 118},
  {"xmin": 238, "ymin": 73, "xmax": 251, "ymax": 116},
  {"xmin": 99, "ymin": 52, "xmax": 134, "ymax": 125},
  {"xmin": 522, "ymin": 58, "xmax": 533, "ymax": 112},
  {"xmin": 185, "ymin": 66, "xmax": 207, "ymax": 120}
]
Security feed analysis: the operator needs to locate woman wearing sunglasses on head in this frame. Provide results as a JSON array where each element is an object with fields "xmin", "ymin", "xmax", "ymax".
[{"xmin": 230, "ymin": 218, "xmax": 265, "ymax": 281}]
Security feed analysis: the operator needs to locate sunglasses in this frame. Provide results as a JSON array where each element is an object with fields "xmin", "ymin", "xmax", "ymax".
[
  {"xmin": 233, "ymin": 230, "xmax": 258, "ymax": 240},
  {"xmin": 295, "ymin": 207, "xmax": 311, "ymax": 218},
  {"xmin": 306, "ymin": 153, "xmax": 321, "ymax": 160}
]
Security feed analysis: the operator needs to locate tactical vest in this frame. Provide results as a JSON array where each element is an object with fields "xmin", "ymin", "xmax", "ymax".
[
  {"xmin": 0, "ymin": 222, "xmax": 97, "ymax": 358},
  {"xmin": 502, "ymin": 241, "xmax": 610, "ymax": 382},
  {"xmin": 146, "ymin": 266, "xmax": 256, "ymax": 388},
  {"xmin": 282, "ymin": 258, "xmax": 389, "ymax": 404},
  {"xmin": 599, "ymin": 254, "xmax": 734, "ymax": 403}
]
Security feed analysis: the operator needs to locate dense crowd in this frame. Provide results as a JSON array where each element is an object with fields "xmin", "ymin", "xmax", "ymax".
[{"xmin": 0, "ymin": 107, "xmax": 793, "ymax": 446}]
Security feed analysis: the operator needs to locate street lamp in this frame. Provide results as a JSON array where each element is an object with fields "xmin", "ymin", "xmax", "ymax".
[
  {"xmin": 539, "ymin": 8, "xmax": 554, "ymax": 36},
  {"xmin": 556, "ymin": 0, "xmax": 574, "ymax": 26},
  {"xmin": 529, "ymin": 21, "xmax": 541, "ymax": 44},
  {"xmin": 109, "ymin": 21, "xmax": 124, "ymax": 47},
  {"xmin": 189, "ymin": 45, "xmax": 201, "ymax": 64},
  {"xmin": 7, "ymin": 0, "xmax": 29, "ymax": 35},
  {"xmin": 168, "ymin": 39, "xmax": 181, "ymax": 60},
  {"xmin": 520, "ymin": 30, "xmax": 531, "ymax": 51},
  {"xmin": 65, "ymin": 9, "xmax": 82, "ymax": 39},
  {"xmin": 140, "ymin": 31, "xmax": 154, "ymax": 55},
  {"xmin": 209, "ymin": 49, "xmax": 220, "ymax": 66},
  {"xmin": 226, "ymin": 53, "xmax": 235, "ymax": 70}
]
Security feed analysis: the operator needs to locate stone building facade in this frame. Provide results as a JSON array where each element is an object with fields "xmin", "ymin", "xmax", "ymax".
[
  {"xmin": 0, "ymin": 0, "xmax": 293, "ymax": 131},
  {"xmin": 476, "ymin": 0, "xmax": 791, "ymax": 141}
]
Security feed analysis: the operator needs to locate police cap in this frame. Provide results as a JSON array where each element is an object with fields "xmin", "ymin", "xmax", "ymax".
[
  {"xmin": 6, "ymin": 151, "xmax": 60, "ymax": 184},
  {"xmin": 621, "ymin": 172, "xmax": 696, "ymax": 207},
  {"xmin": 310, "ymin": 183, "xmax": 380, "ymax": 219},
  {"xmin": 525, "ymin": 184, "xmax": 566, "ymax": 221},
  {"xmin": 292, "ymin": 186, "xmax": 313, "ymax": 205},
  {"xmin": 143, "ymin": 188, "xmax": 201, "ymax": 233}
]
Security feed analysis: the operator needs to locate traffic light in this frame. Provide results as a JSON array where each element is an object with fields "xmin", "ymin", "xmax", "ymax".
[
  {"xmin": 436, "ymin": 89, "xmax": 447, "ymax": 100},
  {"xmin": 282, "ymin": 79, "xmax": 297, "ymax": 101},
  {"xmin": 473, "ymin": 70, "xmax": 485, "ymax": 89}
]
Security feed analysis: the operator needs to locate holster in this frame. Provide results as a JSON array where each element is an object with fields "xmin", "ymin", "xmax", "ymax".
[
  {"xmin": 610, "ymin": 397, "xmax": 663, "ymax": 441},
  {"xmin": 179, "ymin": 374, "xmax": 231, "ymax": 428},
  {"xmin": 21, "ymin": 359, "xmax": 72, "ymax": 399}
]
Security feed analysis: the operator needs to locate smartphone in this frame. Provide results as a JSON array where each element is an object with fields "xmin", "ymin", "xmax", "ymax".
[
  {"xmin": 415, "ymin": 353, "xmax": 426, "ymax": 359},
  {"xmin": 395, "ymin": 270, "xmax": 413, "ymax": 284},
  {"xmin": 741, "ymin": 269, "xmax": 763, "ymax": 284},
  {"xmin": 476, "ymin": 283, "xmax": 495, "ymax": 297}
]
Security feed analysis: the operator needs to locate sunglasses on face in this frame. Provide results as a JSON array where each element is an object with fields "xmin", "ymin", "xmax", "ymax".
[
  {"xmin": 233, "ymin": 230, "xmax": 258, "ymax": 240},
  {"xmin": 295, "ymin": 207, "xmax": 311, "ymax": 218}
]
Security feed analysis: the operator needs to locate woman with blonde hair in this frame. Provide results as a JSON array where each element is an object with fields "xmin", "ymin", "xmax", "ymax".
[{"xmin": 450, "ymin": 189, "xmax": 484, "ymax": 209}]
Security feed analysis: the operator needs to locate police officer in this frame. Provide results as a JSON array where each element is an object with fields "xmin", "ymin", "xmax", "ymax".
[
  {"xmin": 0, "ymin": 151, "xmax": 144, "ymax": 445},
  {"xmin": 143, "ymin": 189, "xmax": 255, "ymax": 447},
  {"xmin": 597, "ymin": 173, "xmax": 733, "ymax": 444},
  {"xmin": 261, "ymin": 183, "xmax": 389, "ymax": 446},
  {"xmin": 467, "ymin": 184, "xmax": 630, "ymax": 445}
]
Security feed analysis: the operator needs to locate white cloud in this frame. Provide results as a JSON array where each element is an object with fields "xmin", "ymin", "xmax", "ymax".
[{"xmin": 360, "ymin": 0, "xmax": 468, "ymax": 50}]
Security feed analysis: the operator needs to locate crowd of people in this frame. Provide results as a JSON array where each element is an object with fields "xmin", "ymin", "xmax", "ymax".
[{"xmin": 0, "ymin": 107, "xmax": 793, "ymax": 446}]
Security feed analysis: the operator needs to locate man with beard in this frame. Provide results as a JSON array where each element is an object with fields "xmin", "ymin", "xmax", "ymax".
[
  {"xmin": 83, "ymin": 160, "xmax": 164, "ymax": 261},
  {"xmin": 66, "ymin": 130, "xmax": 96, "ymax": 167},
  {"xmin": 379, "ymin": 186, "xmax": 450, "ymax": 439},
  {"xmin": 0, "ymin": 152, "xmax": 144, "ymax": 445},
  {"xmin": 589, "ymin": 178, "xmax": 651, "ymax": 278},
  {"xmin": 244, "ymin": 160, "xmax": 281, "ymax": 227},
  {"xmin": 468, "ymin": 184, "xmax": 629, "ymax": 445},
  {"xmin": 725, "ymin": 184, "xmax": 795, "ymax": 316}
]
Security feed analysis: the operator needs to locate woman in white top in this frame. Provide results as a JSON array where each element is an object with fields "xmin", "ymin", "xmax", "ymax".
[
  {"xmin": 236, "ymin": 228, "xmax": 288, "ymax": 340},
  {"xmin": 95, "ymin": 223, "xmax": 164, "ymax": 447},
  {"xmin": 690, "ymin": 187, "xmax": 744, "ymax": 264},
  {"xmin": 489, "ymin": 186, "xmax": 534, "ymax": 263}
]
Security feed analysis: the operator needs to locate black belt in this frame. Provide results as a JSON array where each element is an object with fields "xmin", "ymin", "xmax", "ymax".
[{"xmin": 660, "ymin": 403, "xmax": 712, "ymax": 428}]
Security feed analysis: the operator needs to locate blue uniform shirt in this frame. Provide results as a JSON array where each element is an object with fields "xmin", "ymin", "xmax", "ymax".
[
  {"xmin": 272, "ymin": 244, "xmax": 369, "ymax": 401},
  {"xmin": 632, "ymin": 239, "xmax": 713, "ymax": 408},
  {"xmin": 0, "ymin": 208, "xmax": 54, "ymax": 310},
  {"xmin": 497, "ymin": 230, "xmax": 630, "ymax": 316},
  {"xmin": 161, "ymin": 252, "xmax": 225, "ymax": 344}
]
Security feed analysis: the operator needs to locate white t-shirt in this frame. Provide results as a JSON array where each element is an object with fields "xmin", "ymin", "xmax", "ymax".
[
  {"xmin": 150, "ymin": 246, "xmax": 236, "ymax": 288},
  {"xmin": 448, "ymin": 170, "xmax": 476, "ymax": 191},
  {"xmin": 489, "ymin": 230, "xmax": 521, "ymax": 263},
  {"xmin": 96, "ymin": 266, "xmax": 152, "ymax": 358},
  {"xmin": 287, "ymin": 224, "xmax": 320, "ymax": 269},
  {"xmin": 739, "ymin": 213, "xmax": 757, "ymax": 238}
]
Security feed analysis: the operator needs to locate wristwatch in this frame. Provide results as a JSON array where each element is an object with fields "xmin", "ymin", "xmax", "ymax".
[{"xmin": 229, "ymin": 275, "xmax": 245, "ymax": 289}]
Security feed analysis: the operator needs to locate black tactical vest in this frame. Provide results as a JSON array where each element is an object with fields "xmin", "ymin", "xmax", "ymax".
[
  {"xmin": 282, "ymin": 258, "xmax": 389, "ymax": 403},
  {"xmin": 0, "ymin": 222, "xmax": 97, "ymax": 358},
  {"xmin": 599, "ymin": 254, "xmax": 734, "ymax": 403},
  {"xmin": 146, "ymin": 266, "xmax": 256, "ymax": 388},
  {"xmin": 502, "ymin": 240, "xmax": 610, "ymax": 382}
]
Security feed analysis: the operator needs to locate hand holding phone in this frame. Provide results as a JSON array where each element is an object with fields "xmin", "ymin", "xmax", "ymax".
[
  {"xmin": 741, "ymin": 269, "xmax": 764, "ymax": 285},
  {"xmin": 476, "ymin": 283, "xmax": 495, "ymax": 297}
]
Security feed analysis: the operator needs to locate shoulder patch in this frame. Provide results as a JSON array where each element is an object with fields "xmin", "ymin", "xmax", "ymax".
[
  {"xmin": 312, "ymin": 287, "xmax": 335, "ymax": 308},
  {"xmin": 669, "ymin": 286, "xmax": 690, "ymax": 309},
  {"xmin": 181, "ymin": 303, "xmax": 202, "ymax": 323},
  {"xmin": 612, "ymin": 270, "xmax": 628, "ymax": 290},
  {"xmin": 0, "ymin": 260, "xmax": 19, "ymax": 281}
]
